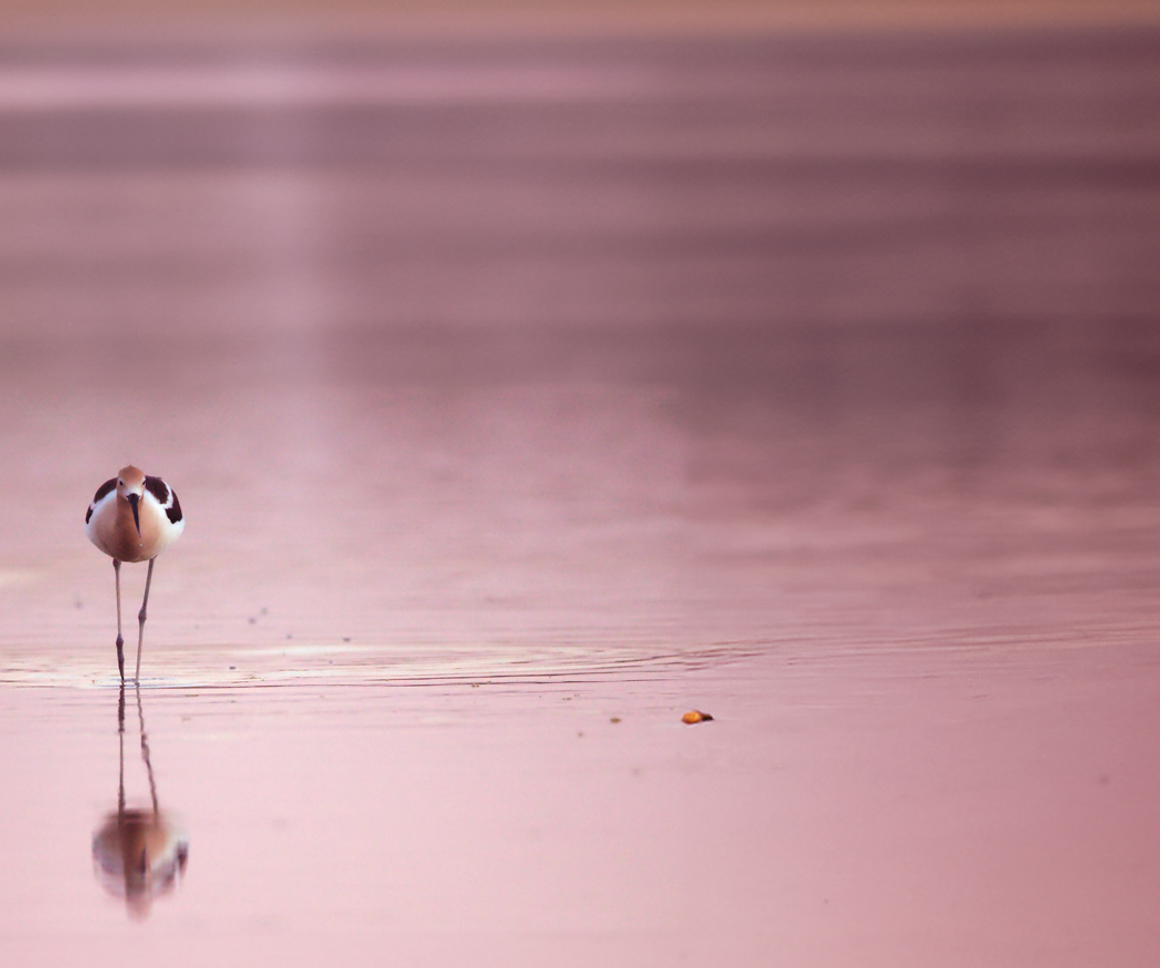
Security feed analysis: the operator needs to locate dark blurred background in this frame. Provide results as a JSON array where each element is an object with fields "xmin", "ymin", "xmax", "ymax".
[{"xmin": 1, "ymin": 10, "xmax": 1157, "ymax": 338}]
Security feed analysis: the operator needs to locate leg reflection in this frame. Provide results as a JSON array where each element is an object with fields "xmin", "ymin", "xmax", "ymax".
[{"xmin": 92, "ymin": 682, "xmax": 189, "ymax": 919}]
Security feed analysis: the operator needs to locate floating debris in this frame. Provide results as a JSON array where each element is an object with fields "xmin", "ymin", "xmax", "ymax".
[
  {"xmin": 682, "ymin": 710, "xmax": 714, "ymax": 725},
  {"xmin": 610, "ymin": 716, "xmax": 622, "ymax": 724}
]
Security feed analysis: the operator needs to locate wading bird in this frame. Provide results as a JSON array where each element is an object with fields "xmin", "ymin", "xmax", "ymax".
[{"xmin": 85, "ymin": 466, "xmax": 184, "ymax": 682}]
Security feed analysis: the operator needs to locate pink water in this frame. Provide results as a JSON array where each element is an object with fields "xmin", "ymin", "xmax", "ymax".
[{"xmin": 1, "ymin": 21, "xmax": 1159, "ymax": 967}]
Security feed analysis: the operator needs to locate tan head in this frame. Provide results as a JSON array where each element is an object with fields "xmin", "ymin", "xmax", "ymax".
[{"xmin": 116, "ymin": 466, "xmax": 146, "ymax": 536}]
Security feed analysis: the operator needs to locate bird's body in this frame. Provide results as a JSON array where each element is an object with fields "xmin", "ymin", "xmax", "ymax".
[
  {"xmin": 86, "ymin": 470, "xmax": 184, "ymax": 563},
  {"xmin": 86, "ymin": 466, "xmax": 184, "ymax": 682}
]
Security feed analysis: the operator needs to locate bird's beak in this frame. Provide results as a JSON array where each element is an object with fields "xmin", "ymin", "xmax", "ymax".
[{"xmin": 128, "ymin": 493, "xmax": 141, "ymax": 536}]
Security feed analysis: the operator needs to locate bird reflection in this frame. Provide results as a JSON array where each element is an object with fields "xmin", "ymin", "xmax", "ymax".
[{"xmin": 92, "ymin": 683, "xmax": 189, "ymax": 918}]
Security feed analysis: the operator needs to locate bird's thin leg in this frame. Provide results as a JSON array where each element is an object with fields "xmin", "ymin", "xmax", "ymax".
[
  {"xmin": 134, "ymin": 557, "xmax": 155, "ymax": 683},
  {"xmin": 113, "ymin": 559, "xmax": 125, "ymax": 683}
]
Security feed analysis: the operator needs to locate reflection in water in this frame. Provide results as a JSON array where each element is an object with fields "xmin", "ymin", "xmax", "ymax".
[{"xmin": 92, "ymin": 685, "xmax": 188, "ymax": 919}]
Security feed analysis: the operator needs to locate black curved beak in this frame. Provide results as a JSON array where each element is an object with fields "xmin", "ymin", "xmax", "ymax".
[{"xmin": 127, "ymin": 493, "xmax": 141, "ymax": 536}]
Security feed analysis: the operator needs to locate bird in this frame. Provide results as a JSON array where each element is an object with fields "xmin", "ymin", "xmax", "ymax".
[{"xmin": 86, "ymin": 466, "xmax": 184, "ymax": 683}]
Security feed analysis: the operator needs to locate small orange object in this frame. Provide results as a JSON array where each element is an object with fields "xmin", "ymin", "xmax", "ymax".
[{"xmin": 682, "ymin": 710, "xmax": 713, "ymax": 724}]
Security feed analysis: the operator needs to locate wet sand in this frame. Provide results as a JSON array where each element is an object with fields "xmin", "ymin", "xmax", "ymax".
[{"xmin": 1, "ymin": 20, "xmax": 1160, "ymax": 968}]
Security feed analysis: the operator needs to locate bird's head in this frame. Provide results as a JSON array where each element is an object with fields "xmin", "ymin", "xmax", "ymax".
[{"xmin": 116, "ymin": 466, "xmax": 146, "ymax": 536}]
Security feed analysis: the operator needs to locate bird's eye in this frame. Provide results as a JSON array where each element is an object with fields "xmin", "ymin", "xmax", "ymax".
[{"xmin": 118, "ymin": 479, "xmax": 124, "ymax": 486}]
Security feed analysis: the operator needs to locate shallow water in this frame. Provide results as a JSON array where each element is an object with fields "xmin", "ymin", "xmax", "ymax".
[{"xmin": 1, "ymin": 21, "xmax": 1159, "ymax": 968}]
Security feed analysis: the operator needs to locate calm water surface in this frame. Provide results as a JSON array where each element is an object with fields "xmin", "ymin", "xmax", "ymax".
[{"xmin": 0, "ymin": 22, "xmax": 1159, "ymax": 968}]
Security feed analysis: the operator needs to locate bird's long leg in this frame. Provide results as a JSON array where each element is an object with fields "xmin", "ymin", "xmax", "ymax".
[
  {"xmin": 134, "ymin": 557, "xmax": 155, "ymax": 683},
  {"xmin": 114, "ymin": 559, "xmax": 125, "ymax": 683}
]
